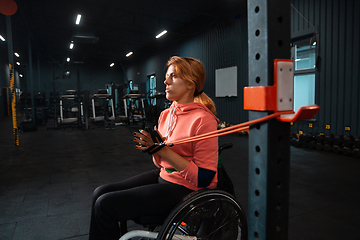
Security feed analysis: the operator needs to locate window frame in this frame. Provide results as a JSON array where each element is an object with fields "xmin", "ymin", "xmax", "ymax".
[
  {"xmin": 291, "ymin": 38, "xmax": 318, "ymax": 120},
  {"xmin": 147, "ymin": 74, "xmax": 157, "ymax": 106}
]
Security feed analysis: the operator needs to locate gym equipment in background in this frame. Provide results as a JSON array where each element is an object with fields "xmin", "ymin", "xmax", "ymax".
[
  {"xmin": 91, "ymin": 89, "xmax": 115, "ymax": 129},
  {"xmin": 59, "ymin": 90, "xmax": 83, "ymax": 128}
]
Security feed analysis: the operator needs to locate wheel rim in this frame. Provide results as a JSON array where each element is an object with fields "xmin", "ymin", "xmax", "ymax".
[{"xmin": 161, "ymin": 192, "xmax": 246, "ymax": 240}]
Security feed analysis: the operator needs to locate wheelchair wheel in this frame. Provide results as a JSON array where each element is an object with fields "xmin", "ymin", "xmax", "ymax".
[{"xmin": 156, "ymin": 189, "xmax": 247, "ymax": 240}]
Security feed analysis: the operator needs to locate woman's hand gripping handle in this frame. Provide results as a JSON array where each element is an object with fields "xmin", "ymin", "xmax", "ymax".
[{"xmin": 133, "ymin": 127, "xmax": 166, "ymax": 154}]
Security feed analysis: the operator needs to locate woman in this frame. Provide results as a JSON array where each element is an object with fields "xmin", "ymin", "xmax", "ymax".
[{"xmin": 89, "ymin": 56, "xmax": 219, "ymax": 240}]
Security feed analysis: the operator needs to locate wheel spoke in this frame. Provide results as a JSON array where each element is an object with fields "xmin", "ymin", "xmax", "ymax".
[{"xmin": 201, "ymin": 214, "xmax": 239, "ymax": 239}]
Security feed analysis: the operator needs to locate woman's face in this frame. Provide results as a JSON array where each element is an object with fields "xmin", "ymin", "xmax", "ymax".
[{"xmin": 164, "ymin": 65, "xmax": 194, "ymax": 104}]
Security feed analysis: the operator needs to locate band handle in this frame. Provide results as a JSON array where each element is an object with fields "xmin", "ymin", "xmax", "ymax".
[{"xmin": 142, "ymin": 127, "xmax": 166, "ymax": 155}]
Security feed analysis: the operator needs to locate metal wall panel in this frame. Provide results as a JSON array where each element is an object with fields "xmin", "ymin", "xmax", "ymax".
[
  {"xmin": 200, "ymin": 20, "xmax": 249, "ymax": 125},
  {"xmin": 126, "ymin": 0, "xmax": 359, "ymax": 135},
  {"xmin": 291, "ymin": 0, "xmax": 360, "ymax": 136},
  {"xmin": 351, "ymin": 0, "xmax": 360, "ymax": 136},
  {"xmin": 126, "ymin": 15, "xmax": 249, "ymax": 125}
]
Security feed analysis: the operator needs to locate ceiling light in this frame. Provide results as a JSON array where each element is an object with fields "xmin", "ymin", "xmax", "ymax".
[
  {"xmin": 156, "ymin": 30, "xmax": 167, "ymax": 39},
  {"xmin": 76, "ymin": 14, "xmax": 82, "ymax": 25},
  {"xmin": 0, "ymin": 35, "xmax": 5, "ymax": 41},
  {"xmin": 19, "ymin": 74, "xmax": 23, "ymax": 78},
  {"xmin": 14, "ymin": 52, "xmax": 19, "ymax": 57},
  {"xmin": 67, "ymin": 57, "xmax": 70, "ymax": 62},
  {"xmin": 110, "ymin": 63, "xmax": 115, "ymax": 67},
  {"xmin": 70, "ymin": 42, "xmax": 74, "ymax": 49},
  {"xmin": 16, "ymin": 62, "xmax": 20, "ymax": 66},
  {"xmin": 126, "ymin": 52, "xmax": 133, "ymax": 57}
]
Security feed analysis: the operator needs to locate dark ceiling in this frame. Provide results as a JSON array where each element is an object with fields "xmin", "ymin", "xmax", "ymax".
[{"xmin": 1, "ymin": 0, "xmax": 247, "ymax": 68}]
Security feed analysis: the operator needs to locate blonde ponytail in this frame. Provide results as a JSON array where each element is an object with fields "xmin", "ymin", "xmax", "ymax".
[{"xmin": 195, "ymin": 92, "xmax": 216, "ymax": 115}]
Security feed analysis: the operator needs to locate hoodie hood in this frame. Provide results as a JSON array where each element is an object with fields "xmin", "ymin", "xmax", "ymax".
[
  {"xmin": 162, "ymin": 102, "xmax": 219, "ymax": 139},
  {"xmin": 170, "ymin": 102, "xmax": 219, "ymax": 122}
]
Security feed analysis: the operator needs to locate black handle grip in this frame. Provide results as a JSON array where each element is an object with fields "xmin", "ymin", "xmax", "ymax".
[{"xmin": 219, "ymin": 142, "xmax": 233, "ymax": 154}]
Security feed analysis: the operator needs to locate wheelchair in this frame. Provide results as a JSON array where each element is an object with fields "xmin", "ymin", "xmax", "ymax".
[{"xmin": 119, "ymin": 143, "xmax": 248, "ymax": 240}]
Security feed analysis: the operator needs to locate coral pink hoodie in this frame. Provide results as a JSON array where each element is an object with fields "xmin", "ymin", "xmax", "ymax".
[{"xmin": 153, "ymin": 102, "xmax": 219, "ymax": 191}]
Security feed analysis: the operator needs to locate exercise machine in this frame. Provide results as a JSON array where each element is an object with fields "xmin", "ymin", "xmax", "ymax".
[
  {"xmin": 91, "ymin": 89, "xmax": 115, "ymax": 129},
  {"xmin": 145, "ymin": 91, "xmax": 167, "ymax": 126},
  {"xmin": 59, "ymin": 90, "xmax": 83, "ymax": 128},
  {"xmin": 34, "ymin": 91, "xmax": 47, "ymax": 125},
  {"xmin": 122, "ymin": 90, "xmax": 146, "ymax": 125}
]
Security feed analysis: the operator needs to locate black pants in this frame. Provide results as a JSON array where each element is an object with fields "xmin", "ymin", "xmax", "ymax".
[{"xmin": 89, "ymin": 169, "xmax": 193, "ymax": 240}]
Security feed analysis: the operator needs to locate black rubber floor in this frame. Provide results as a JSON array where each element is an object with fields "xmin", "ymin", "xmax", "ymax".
[{"xmin": 0, "ymin": 116, "xmax": 359, "ymax": 240}]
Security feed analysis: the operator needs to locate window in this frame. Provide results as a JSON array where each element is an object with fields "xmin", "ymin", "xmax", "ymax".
[
  {"xmin": 292, "ymin": 41, "xmax": 317, "ymax": 113},
  {"xmin": 294, "ymin": 44, "xmax": 316, "ymax": 70},
  {"xmin": 148, "ymin": 75, "xmax": 156, "ymax": 106},
  {"xmin": 128, "ymin": 80, "xmax": 133, "ymax": 93}
]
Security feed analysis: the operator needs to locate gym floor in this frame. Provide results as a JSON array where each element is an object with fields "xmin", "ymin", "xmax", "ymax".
[{"xmin": 1, "ymin": 116, "xmax": 359, "ymax": 240}]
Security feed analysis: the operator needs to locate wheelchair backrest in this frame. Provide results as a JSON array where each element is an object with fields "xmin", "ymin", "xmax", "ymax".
[{"xmin": 217, "ymin": 142, "xmax": 236, "ymax": 197}]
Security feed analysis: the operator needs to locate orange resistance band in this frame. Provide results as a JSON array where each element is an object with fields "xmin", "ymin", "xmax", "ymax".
[{"xmin": 165, "ymin": 111, "xmax": 294, "ymax": 146}]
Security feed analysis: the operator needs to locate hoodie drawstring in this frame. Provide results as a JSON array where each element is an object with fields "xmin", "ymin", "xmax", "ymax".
[{"xmin": 164, "ymin": 104, "xmax": 178, "ymax": 138}]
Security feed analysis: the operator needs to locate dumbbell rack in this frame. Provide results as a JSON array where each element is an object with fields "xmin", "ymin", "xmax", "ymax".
[{"xmin": 291, "ymin": 133, "xmax": 360, "ymax": 159}]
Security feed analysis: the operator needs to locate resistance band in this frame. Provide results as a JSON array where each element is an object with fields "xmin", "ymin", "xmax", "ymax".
[
  {"xmin": 166, "ymin": 111, "xmax": 293, "ymax": 146},
  {"xmin": 143, "ymin": 111, "xmax": 294, "ymax": 153}
]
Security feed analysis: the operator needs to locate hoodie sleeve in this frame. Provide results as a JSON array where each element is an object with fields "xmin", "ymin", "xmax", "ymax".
[
  {"xmin": 152, "ymin": 111, "xmax": 167, "ymax": 169},
  {"xmin": 178, "ymin": 117, "xmax": 218, "ymax": 188},
  {"xmin": 152, "ymin": 154, "xmax": 161, "ymax": 168}
]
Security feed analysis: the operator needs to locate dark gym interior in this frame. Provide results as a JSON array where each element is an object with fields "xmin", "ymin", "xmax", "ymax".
[{"xmin": 1, "ymin": 0, "xmax": 359, "ymax": 239}]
